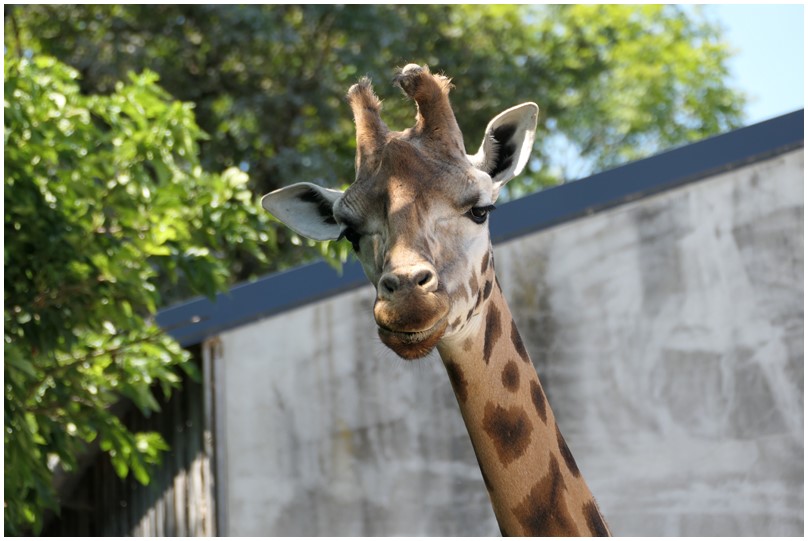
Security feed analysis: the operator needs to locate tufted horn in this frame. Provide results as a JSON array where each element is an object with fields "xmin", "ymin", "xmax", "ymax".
[
  {"xmin": 346, "ymin": 77, "xmax": 389, "ymax": 177},
  {"xmin": 393, "ymin": 64, "xmax": 465, "ymax": 155}
]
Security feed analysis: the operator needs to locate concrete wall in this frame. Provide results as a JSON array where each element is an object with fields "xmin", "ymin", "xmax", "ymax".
[{"xmin": 213, "ymin": 149, "xmax": 803, "ymax": 536}]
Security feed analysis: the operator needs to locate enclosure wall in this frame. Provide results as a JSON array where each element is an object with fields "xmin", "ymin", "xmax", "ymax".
[{"xmin": 216, "ymin": 149, "xmax": 803, "ymax": 536}]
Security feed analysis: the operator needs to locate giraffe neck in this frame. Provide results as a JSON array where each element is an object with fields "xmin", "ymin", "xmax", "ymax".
[{"xmin": 437, "ymin": 279, "xmax": 610, "ymax": 536}]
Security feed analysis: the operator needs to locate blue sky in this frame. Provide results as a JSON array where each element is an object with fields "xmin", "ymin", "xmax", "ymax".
[{"xmin": 698, "ymin": 4, "xmax": 804, "ymax": 124}]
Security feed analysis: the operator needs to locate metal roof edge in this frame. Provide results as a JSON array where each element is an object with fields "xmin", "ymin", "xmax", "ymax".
[{"xmin": 157, "ymin": 109, "xmax": 804, "ymax": 347}]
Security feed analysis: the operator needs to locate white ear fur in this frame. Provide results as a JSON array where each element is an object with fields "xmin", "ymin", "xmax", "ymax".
[
  {"xmin": 469, "ymin": 102, "xmax": 539, "ymax": 196},
  {"xmin": 261, "ymin": 182, "xmax": 344, "ymax": 241}
]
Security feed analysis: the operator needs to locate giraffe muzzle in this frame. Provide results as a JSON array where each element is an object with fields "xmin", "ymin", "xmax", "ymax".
[
  {"xmin": 376, "ymin": 314, "xmax": 449, "ymax": 360},
  {"xmin": 373, "ymin": 278, "xmax": 450, "ymax": 360}
]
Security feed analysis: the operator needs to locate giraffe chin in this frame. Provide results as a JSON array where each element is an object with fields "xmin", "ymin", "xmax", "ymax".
[{"xmin": 377, "ymin": 316, "xmax": 449, "ymax": 360}]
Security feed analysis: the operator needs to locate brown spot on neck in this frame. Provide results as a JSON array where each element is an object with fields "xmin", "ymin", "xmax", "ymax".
[
  {"xmin": 482, "ymin": 278, "xmax": 493, "ymax": 301},
  {"xmin": 583, "ymin": 500, "xmax": 611, "ymax": 536},
  {"xmin": 511, "ymin": 320, "xmax": 530, "ymax": 363},
  {"xmin": 482, "ymin": 402, "xmax": 533, "ymax": 466},
  {"xmin": 501, "ymin": 360, "xmax": 520, "ymax": 392},
  {"xmin": 483, "ymin": 302, "xmax": 502, "ymax": 363},
  {"xmin": 444, "ymin": 359, "xmax": 468, "ymax": 403},
  {"xmin": 454, "ymin": 282, "xmax": 470, "ymax": 303},
  {"xmin": 529, "ymin": 379, "xmax": 548, "ymax": 423},
  {"xmin": 556, "ymin": 424, "xmax": 581, "ymax": 478},
  {"xmin": 481, "ymin": 250, "xmax": 490, "ymax": 275},
  {"xmin": 462, "ymin": 336, "xmax": 474, "ymax": 352},
  {"xmin": 468, "ymin": 273, "xmax": 480, "ymax": 298},
  {"xmin": 512, "ymin": 455, "xmax": 578, "ymax": 536}
]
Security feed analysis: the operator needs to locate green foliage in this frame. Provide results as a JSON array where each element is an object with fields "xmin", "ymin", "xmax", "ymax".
[
  {"xmin": 529, "ymin": 5, "xmax": 746, "ymax": 181},
  {"xmin": 3, "ymin": 54, "xmax": 268, "ymax": 534},
  {"xmin": 6, "ymin": 4, "xmax": 745, "ymax": 273}
]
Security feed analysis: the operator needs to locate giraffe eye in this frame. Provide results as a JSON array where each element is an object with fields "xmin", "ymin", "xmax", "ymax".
[
  {"xmin": 338, "ymin": 227, "xmax": 362, "ymax": 251},
  {"xmin": 467, "ymin": 205, "xmax": 496, "ymax": 224}
]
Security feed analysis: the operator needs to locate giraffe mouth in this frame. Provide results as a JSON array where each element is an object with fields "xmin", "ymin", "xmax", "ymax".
[{"xmin": 377, "ymin": 315, "xmax": 449, "ymax": 360}]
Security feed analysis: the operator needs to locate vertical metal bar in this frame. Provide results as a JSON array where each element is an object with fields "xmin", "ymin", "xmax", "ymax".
[
  {"xmin": 204, "ymin": 337, "xmax": 228, "ymax": 536},
  {"xmin": 202, "ymin": 338, "xmax": 219, "ymax": 536}
]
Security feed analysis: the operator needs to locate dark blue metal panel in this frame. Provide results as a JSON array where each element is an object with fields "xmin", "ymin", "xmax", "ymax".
[
  {"xmin": 157, "ymin": 260, "xmax": 367, "ymax": 347},
  {"xmin": 157, "ymin": 109, "xmax": 804, "ymax": 347}
]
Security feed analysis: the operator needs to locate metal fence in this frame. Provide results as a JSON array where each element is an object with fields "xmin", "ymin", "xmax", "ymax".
[{"xmin": 43, "ymin": 353, "xmax": 216, "ymax": 536}]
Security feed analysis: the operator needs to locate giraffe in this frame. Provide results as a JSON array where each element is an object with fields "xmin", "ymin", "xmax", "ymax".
[{"xmin": 261, "ymin": 64, "xmax": 610, "ymax": 537}]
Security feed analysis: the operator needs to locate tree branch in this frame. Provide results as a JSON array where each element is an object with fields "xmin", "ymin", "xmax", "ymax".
[{"xmin": 6, "ymin": 5, "xmax": 25, "ymax": 60}]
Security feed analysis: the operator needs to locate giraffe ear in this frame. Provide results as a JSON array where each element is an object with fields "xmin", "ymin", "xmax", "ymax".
[
  {"xmin": 261, "ymin": 182, "xmax": 344, "ymax": 241},
  {"xmin": 469, "ymin": 102, "xmax": 539, "ymax": 198}
]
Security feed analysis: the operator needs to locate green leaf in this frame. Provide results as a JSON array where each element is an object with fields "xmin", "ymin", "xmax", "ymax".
[{"xmin": 110, "ymin": 454, "xmax": 129, "ymax": 479}]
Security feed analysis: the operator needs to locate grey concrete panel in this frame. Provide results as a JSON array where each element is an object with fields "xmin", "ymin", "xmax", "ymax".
[{"xmin": 496, "ymin": 149, "xmax": 804, "ymax": 536}]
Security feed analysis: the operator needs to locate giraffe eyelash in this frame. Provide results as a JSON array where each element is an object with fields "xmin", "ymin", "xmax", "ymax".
[{"xmin": 466, "ymin": 204, "xmax": 496, "ymax": 224}]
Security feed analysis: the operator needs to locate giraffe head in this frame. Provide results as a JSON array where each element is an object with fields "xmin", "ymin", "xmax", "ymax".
[{"xmin": 263, "ymin": 64, "xmax": 538, "ymax": 360}]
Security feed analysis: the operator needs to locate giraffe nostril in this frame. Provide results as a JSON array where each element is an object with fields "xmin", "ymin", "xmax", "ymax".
[
  {"xmin": 380, "ymin": 274, "xmax": 400, "ymax": 294},
  {"xmin": 415, "ymin": 269, "xmax": 433, "ymax": 287},
  {"xmin": 414, "ymin": 268, "xmax": 438, "ymax": 292}
]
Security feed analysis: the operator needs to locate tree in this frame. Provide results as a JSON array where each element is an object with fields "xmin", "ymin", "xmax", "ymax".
[
  {"xmin": 3, "ymin": 54, "xmax": 269, "ymax": 534},
  {"xmin": 5, "ymin": 4, "xmax": 746, "ymax": 273}
]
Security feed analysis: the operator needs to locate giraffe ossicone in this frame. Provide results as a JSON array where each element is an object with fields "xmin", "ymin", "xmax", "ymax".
[{"xmin": 261, "ymin": 64, "xmax": 610, "ymax": 536}]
